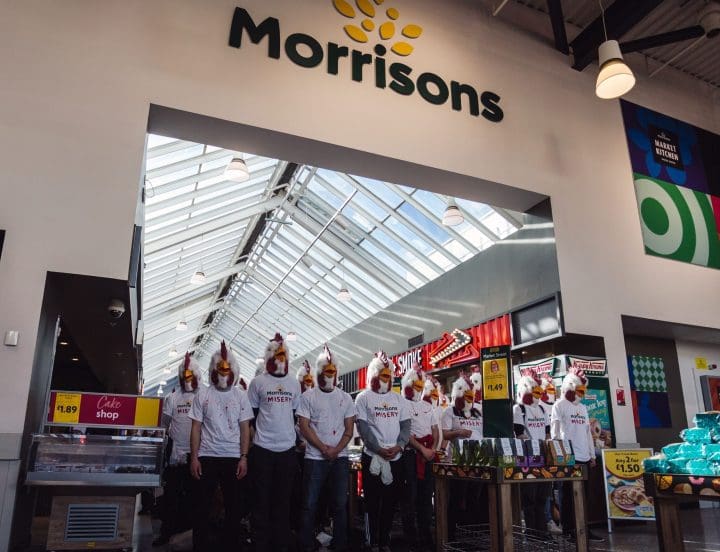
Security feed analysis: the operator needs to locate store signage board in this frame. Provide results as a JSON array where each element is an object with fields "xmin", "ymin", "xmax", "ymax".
[
  {"xmin": 47, "ymin": 391, "xmax": 163, "ymax": 429},
  {"xmin": 481, "ymin": 346, "xmax": 511, "ymax": 400},
  {"xmin": 566, "ymin": 356, "xmax": 607, "ymax": 376},
  {"xmin": 602, "ymin": 448, "xmax": 655, "ymax": 527}
]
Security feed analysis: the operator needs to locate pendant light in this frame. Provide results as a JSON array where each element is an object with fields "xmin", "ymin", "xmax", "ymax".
[
  {"xmin": 442, "ymin": 197, "xmax": 464, "ymax": 226},
  {"xmin": 190, "ymin": 234, "xmax": 207, "ymax": 284},
  {"xmin": 176, "ymin": 320, "xmax": 188, "ymax": 331},
  {"xmin": 168, "ymin": 346, "xmax": 178, "ymax": 358},
  {"xmin": 595, "ymin": 1, "xmax": 635, "ymax": 99},
  {"xmin": 287, "ymin": 331, "xmax": 298, "ymax": 342},
  {"xmin": 224, "ymin": 157, "xmax": 250, "ymax": 182},
  {"xmin": 337, "ymin": 260, "xmax": 352, "ymax": 302}
]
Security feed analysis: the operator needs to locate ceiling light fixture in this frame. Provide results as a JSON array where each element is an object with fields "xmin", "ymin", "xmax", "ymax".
[
  {"xmin": 59, "ymin": 340, "xmax": 69, "ymax": 346},
  {"xmin": 71, "ymin": 356, "xmax": 79, "ymax": 362},
  {"xmin": 168, "ymin": 346, "xmax": 178, "ymax": 358},
  {"xmin": 287, "ymin": 331, "xmax": 298, "ymax": 342},
  {"xmin": 190, "ymin": 270, "xmax": 206, "ymax": 285},
  {"xmin": 157, "ymin": 388, "xmax": 164, "ymax": 396},
  {"xmin": 163, "ymin": 367, "xmax": 172, "ymax": 375},
  {"xmin": 337, "ymin": 260, "xmax": 352, "ymax": 302},
  {"xmin": 595, "ymin": 1, "xmax": 635, "ymax": 99},
  {"xmin": 176, "ymin": 319, "xmax": 188, "ymax": 331},
  {"xmin": 442, "ymin": 198, "xmax": 464, "ymax": 226},
  {"xmin": 224, "ymin": 157, "xmax": 250, "ymax": 182}
]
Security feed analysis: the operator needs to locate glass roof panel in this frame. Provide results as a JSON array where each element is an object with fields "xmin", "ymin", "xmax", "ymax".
[{"xmin": 142, "ymin": 134, "xmax": 523, "ymax": 395}]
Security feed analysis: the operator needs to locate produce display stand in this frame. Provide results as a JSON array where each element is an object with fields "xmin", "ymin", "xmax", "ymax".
[
  {"xmin": 433, "ymin": 463, "xmax": 588, "ymax": 552},
  {"xmin": 644, "ymin": 472, "xmax": 720, "ymax": 551}
]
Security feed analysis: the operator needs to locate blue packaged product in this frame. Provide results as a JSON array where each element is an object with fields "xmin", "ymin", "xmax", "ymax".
[
  {"xmin": 667, "ymin": 457, "xmax": 690, "ymax": 474},
  {"xmin": 679, "ymin": 443, "xmax": 706, "ymax": 457},
  {"xmin": 680, "ymin": 427, "xmax": 711, "ymax": 444},
  {"xmin": 686, "ymin": 458, "xmax": 713, "ymax": 475},
  {"xmin": 694, "ymin": 412, "xmax": 720, "ymax": 429},
  {"xmin": 661, "ymin": 443, "xmax": 683, "ymax": 459}
]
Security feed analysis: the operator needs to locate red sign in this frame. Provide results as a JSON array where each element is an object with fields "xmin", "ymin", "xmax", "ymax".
[
  {"xmin": 354, "ymin": 314, "xmax": 511, "ymax": 388},
  {"xmin": 47, "ymin": 391, "xmax": 163, "ymax": 428}
]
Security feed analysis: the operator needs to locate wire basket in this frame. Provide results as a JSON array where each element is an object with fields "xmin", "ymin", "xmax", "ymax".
[{"xmin": 444, "ymin": 524, "xmax": 575, "ymax": 552}]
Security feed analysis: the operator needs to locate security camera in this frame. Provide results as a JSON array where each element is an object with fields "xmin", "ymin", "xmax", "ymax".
[{"xmin": 108, "ymin": 299, "xmax": 126, "ymax": 319}]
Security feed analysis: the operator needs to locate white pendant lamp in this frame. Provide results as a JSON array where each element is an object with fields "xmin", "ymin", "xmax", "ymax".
[
  {"xmin": 224, "ymin": 157, "xmax": 250, "ymax": 182},
  {"xmin": 442, "ymin": 198, "xmax": 464, "ymax": 226},
  {"xmin": 337, "ymin": 287, "xmax": 352, "ymax": 302},
  {"xmin": 168, "ymin": 346, "xmax": 178, "ymax": 358},
  {"xmin": 286, "ymin": 331, "xmax": 298, "ymax": 342},
  {"xmin": 190, "ymin": 270, "xmax": 206, "ymax": 285},
  {"xmin": 596, "ymin": 39, "xmax": 635, "ymax": 99}
]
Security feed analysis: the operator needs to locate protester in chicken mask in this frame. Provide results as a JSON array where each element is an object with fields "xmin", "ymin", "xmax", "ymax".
[
  {"xmin": 297, "ymin": 360, "xmax": 315, "ymax": 394},
  {"xmin": 513, "ymin": 371, "xmax": 551, "ymax": 534},
  {"xmin": 401, "ymin": 365, "xmax": 439, "ymax": 550},
  {"xmin": 153, "ymin": 353, "xmax": 202, "ymax": 546},
  {"xmin": 355, "ymin": 351, "xmax": 411, "ymax": 551},
  {"xmin": 297, "ymin": 345, "xmax": 356, "ymax": 552},
  {"xmin": 248, "ymin": 333, "xmax": 301, "ymax": 552},
  {"xmin": 469, "ymin": 366, "xmax": 483, "ymax": 410},
  {"xmin": 551, "ymin": 368, "xmax": 604, "ymax": 544},
  {"xmin": 189, "ymin": 342, "xmax": 253, "ymax": 552},
  {"xmin": 442, "ymin": 372, "xmax": 485, "ymax": 538}
]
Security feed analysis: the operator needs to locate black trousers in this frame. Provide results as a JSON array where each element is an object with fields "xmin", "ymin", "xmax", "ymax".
[
  {"xmin": 361, "ymin": 453, "xmax": 403, "ymax": 547},
  {"xmin": 159, "ymin": 463, "xmax": 195, "ymax": 539},
  {"xmin": 250, "ymin": 445, "xmax": 297, "ymax": 552},
  {"xmin": 194, "ymin": 456, "xmax": 241, "ymax": 552},
  {"xmin": 401, "ymin": 449, "xmax": 434, "ymax": 545},
  {"xmin": 521, "ymin": 482, "xmax": 550, "ymax": 533},
  {"xmin": 562, "ymin": 460, "xmax": 590, "ymax": 538}
]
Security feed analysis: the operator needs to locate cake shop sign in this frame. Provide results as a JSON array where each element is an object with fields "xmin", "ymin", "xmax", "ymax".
[{"xmin": 47, "ymin": 391, "xmax": 163, "ymax": 428}]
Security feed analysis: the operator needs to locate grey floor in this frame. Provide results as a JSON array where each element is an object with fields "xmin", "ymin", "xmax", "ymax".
[{"xmin": 133, "ymin": 507, "xmax": 720, "ymax": 551}]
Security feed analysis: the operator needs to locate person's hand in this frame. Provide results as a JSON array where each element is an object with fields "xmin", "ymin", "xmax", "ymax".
[
  {"xmin": 422, "ymin": 446, "xmax": 436, "ymax": 462},
  {"xmin": 190, "ymin": 456, "xmax": 202, "ymax": 480},
  {"xmin": 458, "ymin": 429, "xmax": 472, "ymax": 439},
  {"xmin": 386, "ymin": 445, "xmax": 402, "ymax": 458},
  {"xmin": 325, "ymin": 446, "xmax": 340, "ymax": 461},
  {"xmin": 378, "ymin": 447, "xmax": 394, "ymax": 460},
  {"xmin": 320, "ymin": 444, "xmax": 333, "ymax": 459},
  {"xmin": 589, "ymin": 458, "xmax": 597, "ymax": 468},
  {"xmin": 236, "ymin": 457, "xmax": 248, "ymax": 480}
]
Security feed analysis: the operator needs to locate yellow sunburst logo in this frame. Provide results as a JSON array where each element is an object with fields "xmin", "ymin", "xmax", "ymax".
[{"xmin": 333, "ymin": 0, "xmax": 422, "ymax": 56}]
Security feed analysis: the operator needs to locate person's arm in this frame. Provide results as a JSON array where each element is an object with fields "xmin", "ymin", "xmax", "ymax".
[
  {"xmin": 332, "ymin": 416, "xmax": 355, "ymax": 457},
  {"xmin": 586, "ymin": 419, "xmax": 596, "ymax": 467},
  {"xmin": 161, "ymin": 414, "xmax": 172, "ymax": 430},
  {"xmin": 190, "ymin": 420, "xmax": 202, "ymax": 479},
  {"xmin": 356, "ymin": 419, "xmax": 383, "ymax": 454},
  {"xmin": 236, "ymin": 419, "xmax": 251, "ymax": 479},
  {"xmin": 298, "ymin": 416, "xmax": 331, "ymax": 457},
  {"xmin": 550, "ymin": 404, "xmax": 562, "ymax": 439},
  {"xmin": 443, "ymin": 427, "xmax": 472, "ymax": 440}
]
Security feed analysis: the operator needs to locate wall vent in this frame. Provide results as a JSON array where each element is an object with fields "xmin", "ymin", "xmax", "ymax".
[{"xmin": 65, "ymin": 503, "xmax": 119, "ymax": 542}]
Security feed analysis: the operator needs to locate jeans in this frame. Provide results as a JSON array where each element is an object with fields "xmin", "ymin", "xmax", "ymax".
[
  {"xmin": 361, "ymin": 453, "xmax": 403, "ymax": 547},
  {"xmin": 159, "ymin": 463, "xmax": 195, "ymax": 539},
  {"xmin": 521, "ymin": 482, "xmax": 550, "ymax": 532},
  {"xmin": 401, "ymin": 449, "xmax": 434, "ymax": 545},
  {"xmin": 193, "ymin": 457, "xmax": 241, "ymax": 552},
  {"xmin": 300, "ymin": 457, "xmax": 350, "ymax": 552},
  {"xmin": 250, "ymin": 445, "xmax": 297, "ymax": 552}
]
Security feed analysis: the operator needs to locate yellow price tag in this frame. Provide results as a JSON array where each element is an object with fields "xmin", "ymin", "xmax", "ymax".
[
  {"xmin": 53, "ymin": 393, "xmax": 81, "ymax": 424},
  {"xmin": 604, "ymin": 450, "xmax": 651, "ymax": 480},
  {"xmin": 483, "ymin": 357, "xmax": 509, "ymax": 400}
]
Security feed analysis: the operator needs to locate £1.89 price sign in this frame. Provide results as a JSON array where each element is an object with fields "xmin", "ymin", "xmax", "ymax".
[{"xmin": 52, "ymin": 392, "xmax": 81, "ymax": 424}]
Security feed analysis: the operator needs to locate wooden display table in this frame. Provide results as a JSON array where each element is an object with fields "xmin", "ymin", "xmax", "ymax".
[
  {"xmin": 644, "ymin": 472, "xmax": 720, "ymax": 551},
  {"xmin": 433, "ymin": 463, "xmax": 588, "ymax": 552}
]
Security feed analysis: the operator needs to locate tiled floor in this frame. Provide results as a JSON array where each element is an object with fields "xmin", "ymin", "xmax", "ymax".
[{"xmin": 135, "ymin": 507, "xmax": 720, "ymax": 551}]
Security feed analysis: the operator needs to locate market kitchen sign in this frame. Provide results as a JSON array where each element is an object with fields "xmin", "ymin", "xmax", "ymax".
[{"xmin": 228, "ymin": 2, "xmax": 504, "ymax": 123}]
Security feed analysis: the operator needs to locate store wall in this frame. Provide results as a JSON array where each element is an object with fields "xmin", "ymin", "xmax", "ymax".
[
  {"xmin": 2, "ymin": 1, "xmax": 719, "ymax": 545},
  {"xmin": 624, "ymin": 335, "xmax": 688, "ymax": 454},
  {"xmin": 300, "ymin": 204, "xmax": 559, "ymax": 368},
  {"xmin": 676, "ymin": 341, "xmax": 720, "ymax": 424}
]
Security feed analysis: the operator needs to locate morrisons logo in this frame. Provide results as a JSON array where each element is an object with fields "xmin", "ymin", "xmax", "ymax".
[{"xmin": 228, "ymin": 4, "xmax": 504, "ymax": 123}]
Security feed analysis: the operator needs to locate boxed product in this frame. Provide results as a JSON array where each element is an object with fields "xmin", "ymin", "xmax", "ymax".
[
  {"xmin": 513, "ymin": 438, "xmax": 528, "ymax": 467},
  {"xmin": 523, "ymin": 439, "xmax": 546, "ymax": 467},
  {"xmin": 561, "ymin": 439, "xmax": 576, "ymax": 465},
  {"xmin": 493, "ymin": 438, "xmax": 517, "ymax": 467},
  {"xmin": 546, "ymin": 439, "xmax": 570, "ymax": 466}
]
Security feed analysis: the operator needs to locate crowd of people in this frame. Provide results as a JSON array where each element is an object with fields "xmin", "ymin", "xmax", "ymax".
[{"xmin": 153, "ymin": 335, "xmax": 603, "ymax": 552}]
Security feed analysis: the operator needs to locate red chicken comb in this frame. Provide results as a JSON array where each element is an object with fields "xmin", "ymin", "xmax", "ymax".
[
  {"xmin": 324, "ymin": 343, "xmax": 332, "ymax": 363},
  {"xmin": 184, "ymin": 352, "xmax": 191, "ymax": 370},
  {"xmin": 220, "ymin": 340, "xmax": 228, "ymax": 361}
]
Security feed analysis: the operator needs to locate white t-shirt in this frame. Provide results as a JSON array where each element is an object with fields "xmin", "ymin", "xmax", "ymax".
[
  {"xmin": 512, "ymin": 403, "xmax": 549, "ymax": 441},
  {"xmin": 441, "ymin": 407, "xmax": 483, "ymax": 441},
  {"xmin": 355, "ymin": 390, "xmax": 411, "ymax": 461},
  {"xmin": 406, "ymin": 398, "xmax": 439, "ymax": 439},
  {"xmin": 550, "ymin": 398, "xmax": 594, "ymax": 462},
  {"xmin": 296, "ymin": 387, "xmax": 356, "ymax": 461},
  {"xmin": 248, "ymin": 372, "xmax": 301, "ymax": 452},
  {"xmin": 188, "ymin": 386, "xmax": 253, "ymax": 458},
  {"xmin": 163, "ymin": 390, "xmax": 195, "ymax": 464}
]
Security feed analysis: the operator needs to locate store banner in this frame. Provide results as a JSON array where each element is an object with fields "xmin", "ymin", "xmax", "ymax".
[
  {"xmin": 567, "ymin": 356, "xmax": 607, "ymax": 376},
  {"xmin": 47, "ymin": 391, "xmax": 163, "ymax": 428},
  {"xmin": 481, "ymin": 346, "xmax": 511, "ymax": 400},
  {"xmin": 602, "ymin": 449, "xmax": 655, "ymax": 521},
  {"xmin": 582, "ymin": 389, "xmax": 613, "ymax": 448},
  {"xmin": 620, "ymin": 100, "xmax": 720, "ymax": 270}
]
